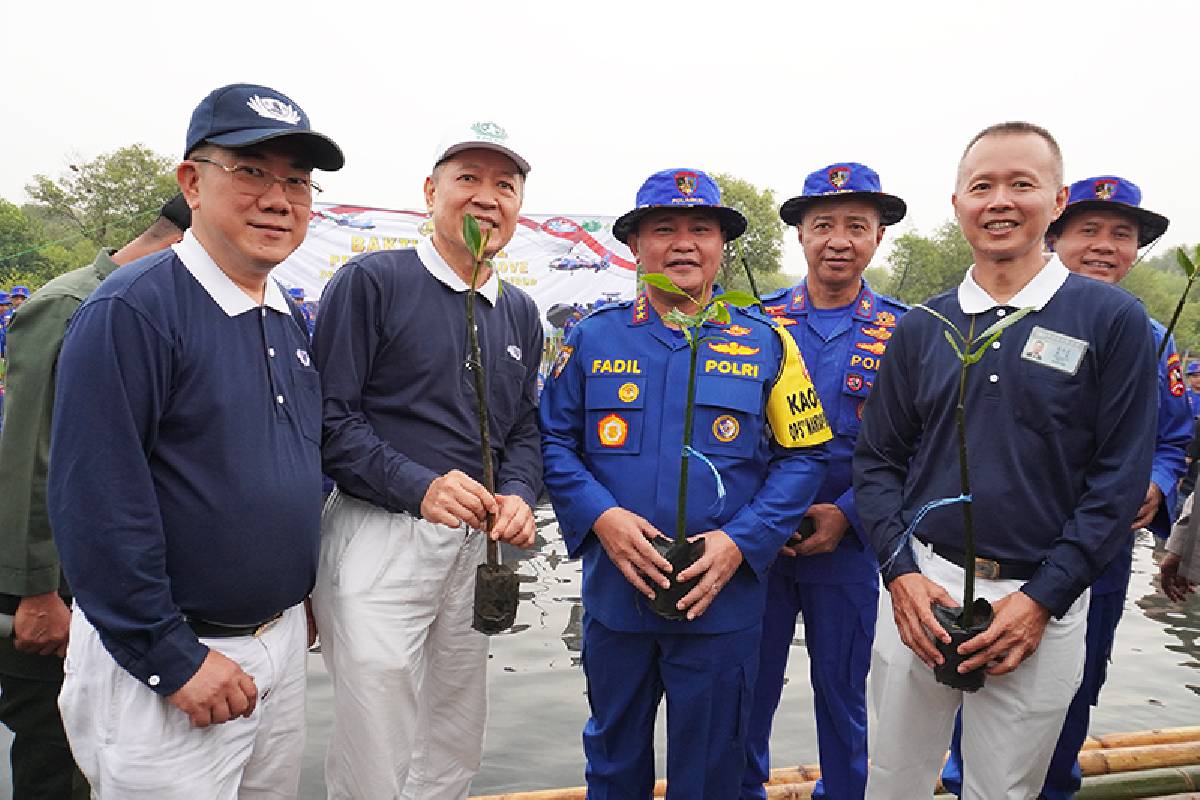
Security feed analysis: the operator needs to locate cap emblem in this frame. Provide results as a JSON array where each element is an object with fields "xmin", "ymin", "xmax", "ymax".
[
  {"xmin": 246, "ymin": 95, "xmax": 301, "ymax": 125},
  {"xmin": 829, "ymin": 166, "xmax": 850, "ymax": 189},
  {"xmin": 675, "ymin": 171, "xmax": 698, "ymax": 196},
  {"xmin": 471, "ymin": 121, "xmax": 508, "ymax": 141},
  {"xmin": 1094, "ymin": 179, "xmax": 1117, "ymax": 200}
]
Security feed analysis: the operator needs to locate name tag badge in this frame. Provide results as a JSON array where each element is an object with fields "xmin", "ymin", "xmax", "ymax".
[{"xmin": 1020, "ymin": 326, "xmax": 1088, "ymax": 375}]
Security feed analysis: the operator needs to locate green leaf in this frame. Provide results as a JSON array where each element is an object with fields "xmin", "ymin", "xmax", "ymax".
[
  {"xmin": 943, "ymin": 329, "xmax": 965, "ymax": 362},
  {"xmin": 970, "ymin": 306, "xmax": 1035, "ymax": 349},
  {"xmin": 1177, "ymin": 247, "xmax": 1196, "ymax": 279},
  {"xmin": 663, "ymin": 308, "xmax": 694, "ymax": 328},
  {"xmin": 462, "ymin": 214, "xmax": 483, "ymax": 260},
  {"xmin": 641, "ymin": 273, "xmax": 690, "ymax": 296},
  {"xmin": 717, "ymin": 290, "xmax": 761, "ymax": 308},
  {"xmin": 915, "ymin": 304, "xmax": 966, "ymax": 343},
  {"xmin": 712, "ymin": 302, "xmax": 731, "ymax": 325}
]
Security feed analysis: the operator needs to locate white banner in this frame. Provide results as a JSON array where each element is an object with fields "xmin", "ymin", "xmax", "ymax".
[{"xmin": 276, "ymin": 203, "xmax": 639, "ymax": 334}]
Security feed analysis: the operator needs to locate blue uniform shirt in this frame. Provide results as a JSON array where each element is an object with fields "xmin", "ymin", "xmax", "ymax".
[
  {"xmin": 540, "ymin": 293, "xmax": 829, "ymax": 634},
  {"xmin": 48, "ymin": 236, "xmax": 323, "ymax": 696},
  {"xmin": 855, "ymin": 259, "xmax": 1157, "ymax": 617},
  {"xmin": 762, "ymin": 280, "xmax": 907, "ymax": 585}
]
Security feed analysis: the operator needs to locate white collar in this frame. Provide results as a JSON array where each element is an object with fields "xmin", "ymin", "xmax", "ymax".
[
  {"xmin": 417, "ymin": 237, "xmax": 499, "ymax": 305},
  {"xmin": 957, "ymin": 254, "xmax": 1069, "ymax": 314},
  {"xmin": 172, "ymin": 231, "xmax": 291, "ymax": 317}
]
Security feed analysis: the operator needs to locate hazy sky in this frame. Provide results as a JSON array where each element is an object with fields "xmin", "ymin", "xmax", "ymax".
[{"xmin": 5, "ymin": 0, "xmax": 1198, "ymax": 272}]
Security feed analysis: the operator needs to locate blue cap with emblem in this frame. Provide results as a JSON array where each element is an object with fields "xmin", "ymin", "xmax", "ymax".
[
  {"xmin": 1046, "ymin": 175, "xmax": 1168, "ymax": 248},
  {"xmin": 1187, "ymin": 361, "xmax": 1200, "ymax": 376},
  {"xmin": 10, "ymin": 286, "xmax": 29, "ymax": 298},
  {"xmin": 612, "ymin": 168, "xmax": 747, "ymax": 244},
  {"xmin": 0, "ymin": 292, "xmax": 9, "ymax": 305},
  {"xmin": 779, "ymin": 162, "xmax": 906, "ymax": 227},
  {"xmin": 185, "ymin": 83, "xmax": 344, "ymax": 171},
  {"xmin": 288, "ymin": 287, "xmax": 305, "ymax": 300}
]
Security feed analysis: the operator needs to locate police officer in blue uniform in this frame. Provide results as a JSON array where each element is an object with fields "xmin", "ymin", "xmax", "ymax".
[
  {"xmin": 541, "ymin": 168, "xmax": 830, "ymax": 799},
  {"xmin": 940, "ymin": 175, "xmax": 1191, "ymax": 800},
  {"xmin": 0, "ymin": 291, "xmax": 9, "ymax": 359},
  {"xmin": 742, "ymin": 163, "xmax": 907, "ymax": 800},
  {"xmin": 287, "ymin": 286, "xmax": 315, "ymax": 336},
  {"xmin": 1185, "ymin": 361, "xmax": 1200, "ymax": 417}
]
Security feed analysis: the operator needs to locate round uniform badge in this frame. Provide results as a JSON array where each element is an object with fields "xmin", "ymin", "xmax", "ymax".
[
  {"xmin": 618, "ymin": 382, "xmax": 640, "ymax": 403},
  {"xmin": 598, "ymin": 413, "xmax": 629, "ymax": 447},
  {"xmin": 712, "ymin": 414, "xmax": 740, "ymax": 443}
]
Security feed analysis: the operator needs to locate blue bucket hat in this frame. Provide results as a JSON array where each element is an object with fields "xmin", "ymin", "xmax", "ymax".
[
  {"xmin": 612, "ymin": 168, "xmax": 747, "ymax": 244},
  {"xmin": 185, "ymin": 83, "xmax": 344, "ymax": 171},
  {"xmin": 0, "ymin": 292, "xmax": 9, "ymax": 305},
  {"xmin": 1046, "ymin": 176, "xmax": 1168, "ymax": 248},
  {"xmin": 10, "ymin": 286, "xmax": 29, "ymax": 298},
  {"xmin": 779, "ymin": 162, "xmax": 906, "ymax": 227},
  {"xmin": 288, "ymin": 287, "xmax": 305, "ymax": 300},
  {"xmin": 1186, "ymin": 361, "xmax": 1200, "ymax": 376}
]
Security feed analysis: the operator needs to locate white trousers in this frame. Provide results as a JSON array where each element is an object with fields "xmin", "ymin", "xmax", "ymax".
[
  {"xmin": 59, "ymin": 603, "xmax": 308, "ymax": 800},
  {"xmin": 312, "ymin": 490, "xmax": 489, "ymax": 800},
  {"xmin": 866, "ymin": 540, "xmax": 1088, "ymax": 800}
]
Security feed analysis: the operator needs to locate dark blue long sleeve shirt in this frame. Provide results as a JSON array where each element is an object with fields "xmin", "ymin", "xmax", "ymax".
[
  {"xmin": 854, "ymin": 261, "xmax": 1157, "ymax": 617},
  {"xmin": 314, "ymin": 242, "xmax": 544, "ymax": 514},
  {"xmin": 48, "ymin": 239, "xmax": 322, "ymax": 695}
]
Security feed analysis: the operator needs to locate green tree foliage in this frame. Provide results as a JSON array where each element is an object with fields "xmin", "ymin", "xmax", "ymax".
[
  {"xmin": 880, "ymin": 221, "xmax": 973, "ymax": 304},
  {"xmin": 25, "ymin": 144, "xmax": 176, "ymax": 250},
  {"xmin": 712, "ymin": 173, "xmax": 784, "ymax": 295}
]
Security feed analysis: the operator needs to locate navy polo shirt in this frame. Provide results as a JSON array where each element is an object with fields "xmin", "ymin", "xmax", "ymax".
[
  {"xmin": 315, "ymin": 239, "xmax": 544, "ymax": 515},
  {"xmin": 49, "ymin": 232, "xmax": 322, "ymax": 695},
  {"xmin": 854, "ymin": 257, "xmax": 1157, "ymax": 616}
]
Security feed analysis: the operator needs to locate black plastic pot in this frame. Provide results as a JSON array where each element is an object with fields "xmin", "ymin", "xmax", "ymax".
[
  {"xmin": 648, "ymin": 537, "xmax": 706, "ymax": 621},
  {"xmin": 932, "ymin": 598, "xmax": 994, "ymax": 692},
  {"xmin": 472, "ymin": 562, "xmax": 519, "ymax": 635}
]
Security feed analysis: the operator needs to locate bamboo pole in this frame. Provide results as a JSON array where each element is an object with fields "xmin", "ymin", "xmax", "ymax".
[{"xmin": 471, "ymin": 729, "xmax": 1200, "ymax": 800}]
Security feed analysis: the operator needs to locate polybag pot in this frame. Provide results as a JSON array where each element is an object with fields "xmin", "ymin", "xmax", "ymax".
[
  {"xmin": 932, "ymin": 598, "xmax": 994, "ymax": 692},
  {"xmin": 472, "ymin": 562, "xmax": 519, "ymax": 635},
  {"xmin": 648, "ymin": 537, "xmax": 706, "ymax": 621}
]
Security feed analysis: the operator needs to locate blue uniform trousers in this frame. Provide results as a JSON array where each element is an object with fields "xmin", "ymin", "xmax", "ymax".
[
  {"xmin": 941, "ymin": 590, "xmax": 1124, "ymax": 798},
  {"xmin": 741, "ymin": 567, "xmax": 877, "ymax": 800},
  {"xmin": 582, "ymin": 615, "xmax": 760, "ymax": 800}
]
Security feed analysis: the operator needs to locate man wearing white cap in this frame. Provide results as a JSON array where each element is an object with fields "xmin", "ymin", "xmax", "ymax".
[{"xmin": 313, "ymin": 122, "xmax": 543, "ymax": 799}]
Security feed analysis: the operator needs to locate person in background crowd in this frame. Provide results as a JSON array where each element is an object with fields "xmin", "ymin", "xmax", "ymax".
[
  {"xmin": 744, "ymin": 162, "xmax": 908, "ymax": 800},
  {"xmin": 48, "ymin": 82, "xmax": 342, "ymax": 799},
  {"xmin": 288, "ymin": 286, "xmax": 315, "ymax": 336},
  {"xmin": 312, "ymin": 121, "xmax": 543, "ymax": 799},
  {"xmin": 940, "ymin": 174, "xmax": 1190, "ymax": 800},
  {"xmin": 0, "ymin": 193, "xmax": 190, "ymax": 800},
  {"xmin": 540, "ymin": 167, "xmax": 830, "ymax": 799},
  {"xmin": 1185, "ymin": 361, "xmax": 1200, "ymax": 416},
  {"xmin": 856, "ymin": 122, "xmax": 1156, "ymax": 799}
]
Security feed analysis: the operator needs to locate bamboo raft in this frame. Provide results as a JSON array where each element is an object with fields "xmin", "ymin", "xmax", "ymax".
[{"xmin": 472, "ymin": 726, "xmax": 1200, "ymax": 800}]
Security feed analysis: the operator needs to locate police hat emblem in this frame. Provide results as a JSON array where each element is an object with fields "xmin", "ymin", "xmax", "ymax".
[
  {"xmin": 828, "ymin": 166, "xmax": 851, "ymax": 189},
  {"xmin": 470, "ymin": 121, "xmax": 508, "ymax": 141},
  {"xmin": 246, "ymin": 95, "xmax": 301, "ymax": 125},
  {"xmin": 675, "ymin": 171, "xmax": 698, "ymax": 196},
  {"xmin": 1094, "ymin": 179, "xmax": 1118, "ymax": 200}
]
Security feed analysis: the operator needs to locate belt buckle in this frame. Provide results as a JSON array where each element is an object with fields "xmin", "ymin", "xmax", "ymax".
[
  {"xmin": 973, "ymin": 557, "xmax": 1001, "ymax": 580},
  {"xmin": 253, "ymin": 615, "xmax": 280, "ymax": 638}
]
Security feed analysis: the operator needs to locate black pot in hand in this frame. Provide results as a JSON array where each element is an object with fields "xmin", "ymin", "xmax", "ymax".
[
  {"xmin": 473, "ymin": 562, "xmax": 520, "ymax": 635},
  {"xmin": 648, "ymin": 537, "xmax": 706, "ymax": 621},
  {"xmin": 932, "ymin": 598, "xmax": 994, "ymax": 692}
]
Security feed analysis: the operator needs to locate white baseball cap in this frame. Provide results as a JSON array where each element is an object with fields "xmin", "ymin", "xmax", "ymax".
[{"xmin": 433, "ymin": 120, "xmax": 530, "ymax": 175}]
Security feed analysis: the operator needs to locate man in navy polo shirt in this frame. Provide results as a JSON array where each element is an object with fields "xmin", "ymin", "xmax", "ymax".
[
  {"xmin": 313, "ymin": 122, "xmax": 543, "ymax": 799},
  {"xmin": 743, "ymin": 162, "xmax": 907, "ymax": 800},
  {"xmin": 940, "ymin": 175, "xmax": 1190, "ymax": 799},
  {"xmin": 48, "ymin": 83, "xmax": 343, "ymax": 799},
  {"xmin": 856, "ymin": 122, "xmax": 1157, "ymax": 799}
]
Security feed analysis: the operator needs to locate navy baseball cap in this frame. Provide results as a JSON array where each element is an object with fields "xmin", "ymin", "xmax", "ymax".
[
  {"xmin": 1046, "ymin": 175, "xmax": 1168, "ymax": 248},
  {"xmin": 780, "ymin": 162, "xmax": 906, "ymax": 227},
  {"xmin": 612, "ymin": 169, "xmax": 747, "ymax": 244},
  {"xmin": 185, "ymin": 83, "xmax": 344, "ymax": 171},
  {"xmin": 10, "ymin": 286, "xmax": 29, "ymax": 298}
]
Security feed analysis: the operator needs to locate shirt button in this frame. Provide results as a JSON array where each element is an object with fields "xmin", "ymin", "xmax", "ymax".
[
  {"xmin": 996, "ymin": 309, "xmax": 1007, "ymax": 317},
  {"xmin": 276, "ymin": 395, "xmax": 285, "ymax": 404},
  {"xmin": 989, "ymin": 374, "xmax": 999, "ymax": 383},
  {"xmin": 261, "ymin": 308, "xmax": 267, "ymax": 317},
  {"xmin": 148, "ymin": 675, "xmax": 161, "ymax": 687},
  {"xmin": 268, "ymin": 347, "xmax": 276, "ymax": 358},
  {"xmin": 992, "ymin": 341, "xmax": 1001, "ymax": 350}
]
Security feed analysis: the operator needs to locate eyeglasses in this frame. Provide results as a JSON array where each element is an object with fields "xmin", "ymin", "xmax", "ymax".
[{"xmin": 189, "ymin": 157, "xmax": 322, "ymax": 202}]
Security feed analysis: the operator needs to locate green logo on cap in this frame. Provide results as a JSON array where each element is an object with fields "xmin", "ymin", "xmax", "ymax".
[{"xmin": 471, "ymin": 121, "xmax": 507, "ymax": 141}]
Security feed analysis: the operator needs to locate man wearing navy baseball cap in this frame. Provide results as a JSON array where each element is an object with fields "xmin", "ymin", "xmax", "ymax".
[
  {"xmin": 940, "ymin": 175, "xmax": 1190, "ymax": 800},
  {"xmin": 49, "ymin": 83, "xmax": 341, "ymax": 798},
  {"xmin": 541, "ymin": 168, "xmax": 829, "ymax": 798},
  {"xmin": 744, "ymin": 163, "xmax": 908, "ymax": 800}
]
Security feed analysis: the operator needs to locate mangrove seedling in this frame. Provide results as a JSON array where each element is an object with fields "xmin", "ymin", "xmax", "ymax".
[
  {"xmin": 463, "ymin": 212, "xmax": 519, "ymax": 635},
  {"xmin": 1157, "ymin": 245, "xmax": 1200, "ymax": 360}
]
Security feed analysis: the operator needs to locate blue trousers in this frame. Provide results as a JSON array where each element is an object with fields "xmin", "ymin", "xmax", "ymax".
[
  {"xmin": 581, "ymin": 614, "xmax": 760, "ymax": 800},
  {"xmin": 940, "ymin": 590, "xmax": 1125, "ymax": 798},
  {"xmin": 741, "ymin": 568, "xmax": 878, "ymax": 800}
]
